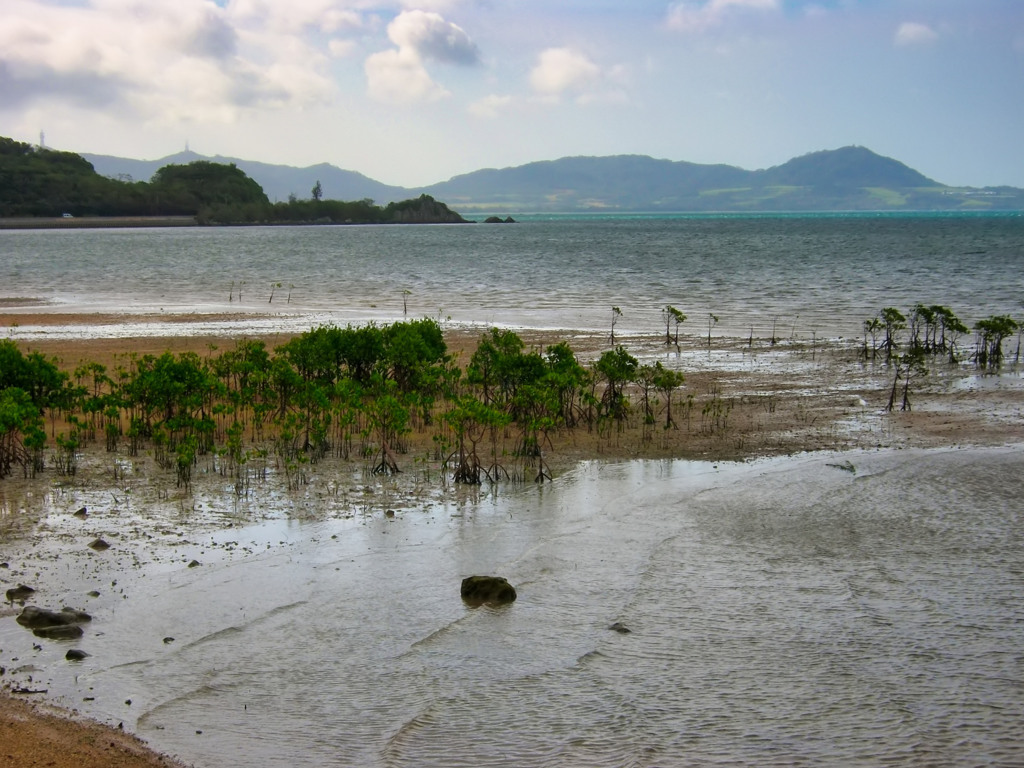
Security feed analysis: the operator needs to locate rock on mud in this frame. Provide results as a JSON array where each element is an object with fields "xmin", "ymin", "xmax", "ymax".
[
  {"xmin": 16, "ymin": 606, "xmax": 93, "ymax": 640},
  {"xmin": 460, "ymin": 575, "xmax": 517, "ymax": 606},
  {"xmin": 5, "ymin": 584, "xmax": 35, "ymax": 602}
]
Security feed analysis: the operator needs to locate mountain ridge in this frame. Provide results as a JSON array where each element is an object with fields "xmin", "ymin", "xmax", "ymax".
[{"xmin": 82, "ymin": 146, "xmax": 1023, "ymax": 213}]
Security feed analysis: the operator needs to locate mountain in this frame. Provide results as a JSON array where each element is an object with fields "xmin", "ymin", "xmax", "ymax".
[
  {"xmin": 83, "ymin": 150, "xmax": 406, "ymax": 204},
  {"xmin": 82, "ymin": 146, "xmax": 1024, "ymax": 213}
]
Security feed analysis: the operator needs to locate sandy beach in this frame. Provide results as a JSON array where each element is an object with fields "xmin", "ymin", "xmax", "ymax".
[{"xmin": 2, "ymin": 309, "xmax": 1023, "ymax": 767}]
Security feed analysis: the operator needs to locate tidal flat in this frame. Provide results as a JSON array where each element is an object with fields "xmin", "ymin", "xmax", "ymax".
[{"xmin": 2, "ymin": 319, "xmax": 1024, "ymax": 767}]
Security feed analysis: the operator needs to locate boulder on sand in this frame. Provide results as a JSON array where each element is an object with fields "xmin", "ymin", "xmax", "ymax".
[
  {"xmin": 17, "ymin": 606, "xmax": 92, "ymax": 639},
  {"xmin": 460, "ymin": 575, "xmax": 517, "ymax": 606}
]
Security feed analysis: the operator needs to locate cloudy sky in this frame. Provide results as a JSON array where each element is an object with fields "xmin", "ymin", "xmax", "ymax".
[{"xmin": 2, "ymin": 0, "xmax": 1022, "ymax": 187}]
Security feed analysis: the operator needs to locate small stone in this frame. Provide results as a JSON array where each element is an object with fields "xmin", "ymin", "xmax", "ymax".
[
  {"xmin": 609, "ymin": 622, "xmax": 632, "ymax": 634},
  {"xmin": 74, "ymin": 507, "xmax": 88, "ymax": 519},
  {"xmin": 66, "ymin": 649, "xmax": 89, "ymax": 661},
  {"xmin": 163, "ymin": 637, "xmax": 175, "ymax": 644},
  {"xmin": 88, "ymin": 539, "xmax": 110, "ymax": 551},
  {"xmin": 187, "ymin": 560, "xmax": 200, "ymax": 568},
  {"xmin": 5, "ymin": 584, "xmax": 35, "ymax": 602}
]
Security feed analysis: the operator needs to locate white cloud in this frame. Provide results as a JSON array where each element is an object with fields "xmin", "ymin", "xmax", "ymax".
[
  {"xmin": 529, "ymin": 48, "xmax": 601, "ymax": 99},
  {"xmin": 468, "ymin": 93, "xmax": 513, "ymax": 119},
  {"xmin": 895, "ymin": 22, "xmax": 939, "ymax": 47},
  {"xmin": 364, "ymin": 9, "xmax": 479, "ymax": 104},
  {"xmin": 365, "ymin": 48, "xmax": 450, "ymax": 104},
  {"xmin": 666, "ymin": 0, "xmax": 780, "ymax": 33},
  {"xmin": 387, "ymin": 10, "xmax": 480, "ymax": 65},
  {"xmin": 0, "ymin": 0, "xmax": 342, "ymax": 121},
  {"xmin": 399, "ymin": 0, "xmax": 465, "ymax": 11}
]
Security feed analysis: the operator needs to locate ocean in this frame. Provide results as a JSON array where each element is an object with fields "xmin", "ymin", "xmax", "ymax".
[
  {"xmin": 2, "ymin": 212, "xmax": 1022, "ymax": 341},
  {"xmin": 1, "ymin": 214, "xmax": 1023, "ymax": 767}
]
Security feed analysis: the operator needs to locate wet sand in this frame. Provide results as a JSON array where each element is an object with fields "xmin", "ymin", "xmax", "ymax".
[{"xmin": 2, "ymin": 310, "xmax": 1023, "ymax": 767}]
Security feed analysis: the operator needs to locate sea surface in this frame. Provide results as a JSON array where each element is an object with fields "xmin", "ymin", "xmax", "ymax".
[
  {"xmin": 1, "ymin": 214, "xmax": 1023, "ymax": 766},
  {"xmin": 2, "ymin": 213, "xmax": 1022, "ymax": 341}
]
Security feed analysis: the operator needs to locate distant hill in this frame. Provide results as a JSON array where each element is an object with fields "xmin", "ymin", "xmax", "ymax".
[
  {"xmin": 83, "ymin": 150, "xmax": 407, "ymax": 204},
  {"xmin": 83, "ymin": 146, "xmax": 1024, "ymax": 213}
]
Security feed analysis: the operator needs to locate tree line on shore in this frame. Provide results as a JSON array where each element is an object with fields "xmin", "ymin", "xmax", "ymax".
[
  {"xmin": 0, "ymin": 136, "xmax": 460, "ymax": 224},
  {"xmin": 2, "ymin": 302, "xmax": 1019, "ymax": 488},
  {"xmin": 0, "ymin": 321, "xmax": 690, "ymax": 489}
]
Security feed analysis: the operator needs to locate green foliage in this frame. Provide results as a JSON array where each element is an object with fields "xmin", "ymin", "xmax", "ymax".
[
  {"xmin": 663, "ymin": 305, "xmax": 686, "ymax": 346},
  {"xmin": 151, "ymin": 161, "xmax": 270, "ymax": 219},
  {"xmin": 0, "ymin": 136, "xmax": 467, "ymax": 223},
  {"xmin": 595, "ymin": 346, "xmax": 638, "ymax": 422},
  {"xmin": 0, "ymin": 387, "xmax": 46, "ymax": 478},
  {"xmin": 974, "ymin": 315, "xmax": 1020, "ymax": 368}
]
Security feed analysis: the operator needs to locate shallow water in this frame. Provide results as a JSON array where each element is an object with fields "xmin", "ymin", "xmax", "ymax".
[
  {"xmin": 2, "ymin": 215, "xmax": 1022, "ymax": 341},
  {"xmin": 2, "ymin": 447, "xmax": 1022, "ymax": 766}
]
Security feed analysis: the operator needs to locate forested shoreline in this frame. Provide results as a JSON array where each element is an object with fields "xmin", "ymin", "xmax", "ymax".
[{"xmin": 0, "ymin": 136, "xmax": 465, "ymax": 224}]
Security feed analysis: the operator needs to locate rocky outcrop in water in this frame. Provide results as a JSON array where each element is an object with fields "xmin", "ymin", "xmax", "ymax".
[
  {"xmin": 17, "ymin": 606, "xmax": 92, "ymax": 639},
  {"xmin": 460, "ymin": 575, "xmax": 517, "ymax": 606},
  {"xmin": 386, "ymin": 194, "xmax": 469, "ymax": 224}
]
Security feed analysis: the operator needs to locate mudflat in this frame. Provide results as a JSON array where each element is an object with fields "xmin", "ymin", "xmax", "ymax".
[{"xmin": 2, "ymin": 311, "xmax": 1023, "ymax": 768}]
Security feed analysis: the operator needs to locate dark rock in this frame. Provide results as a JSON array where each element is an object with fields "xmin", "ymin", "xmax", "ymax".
[
  {"xmin": 74, "ymin": 506, "xmax": 88, "ymax": 518},
  {"xmin": 387, "ymin": 194, "xmax": 469, "ymax": 224},
  {"xmin": 609, "ymin": 622, "xmax": 632, "ymax": 634},
  {"xmin": 188, "ymin": 559, "xmax": 200, "ymax": 568},
  {"xmin": 17, "ymin": 606, "xmax": 92, "ymax": 641},
  {"xmin": 460, "ymin": 575, "xmax": 517, "ymax": 606},
  {"xmin": 87, "ymin": 590, "xmax": 101, "ymax": 597},
  {"xmin": 66, "ymin": 649, "xmax": 89, "ymax": 661},
  {"xmin": 504, "ymin": 216, "xmax": 516, "ymax": 223},
  {"xmin": 34, "ymin": 625, "xmax": 84, "ymax": 640},
  {"xmin": 163, "ymin": 637, "xmax": 175, "ymax": 644},
  {"xmin": 5, "ymin": 584, "xmax": 35, "ymax": 602},
  {"xmin": 483, "ymin": 216, "xmax": 517, "ymax": 224},
  {"xmin": 88, "ymin": 538, "xmax": 110, "ymax": 551}
]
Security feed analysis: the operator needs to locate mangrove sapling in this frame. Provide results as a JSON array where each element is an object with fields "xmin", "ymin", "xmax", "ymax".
[
  {"xmin": 402, "ymin": 289, "xmax": 411, "ymax": 316},
  {"xmin": 974, "ymin": 315, "xmax": 1020, "ymax": 368},
  {"xmin": 269, "ymin": 282, "xmax": 282, "ymax": 303},
  {"xmin": 651, "ymin": 362, "xmax": 686, "ymax": 430},
  {"xmin": 929, "ymin": 306, "xmax": 969, "ymax": 363},
  {"xmin": 863, "ymin": 315, "xmax": 882, "ymax": 361},
  {"xmin": 595, "ymin": 346, "xmax": 639, "ymax": 425},
  {"xmin": 635, "ymin": 364, "xmax": 659, "ymax": 438},
  {"xmin": 699, "ymin": 386, "xmax": 731, "ymax": 436},
  {"xmin": 0, "ymin": 387, "xmax": 46, "ymax": 479},
  {"xmin": 663, "ymin": 305, "xmax": 686, "ymax": 347},
  {"xmin": 443, "ymin": 395, "xmax": 505, "ymax": 484},
  {"xmin": 908, "ymin": 304, "xmax": 935, "ymax": 352},
  {"xmin": 880, "ymin": 307, "xmax": 906, "ymax": 363},
  {"xmin": 707, "ymin": 314, "xmax": 719, "ymax": 349},
  {"xmin": 610, "ymin": 306, "xmax": 622, "ymax": 345},
  {"xmin": 887, "ymin": 349, "xmax": 927, "ymax": 412}
]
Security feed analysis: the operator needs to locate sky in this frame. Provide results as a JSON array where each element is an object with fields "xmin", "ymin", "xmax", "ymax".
[{"xmin": 1, "ymin": 0, "xmax": 1023, "ymax": 188}]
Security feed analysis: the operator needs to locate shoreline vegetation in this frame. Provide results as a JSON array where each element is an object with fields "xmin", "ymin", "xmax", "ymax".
[
  {"xmin": 2, "ymin": 309, "xmax": 1023, "ymax": 768},
  {"xmin": 1, "ymin": 136, "xmax": 475, "ymax": 226}
]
